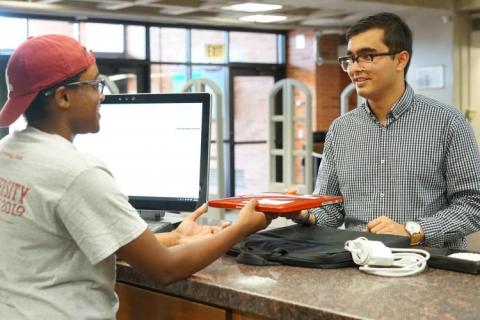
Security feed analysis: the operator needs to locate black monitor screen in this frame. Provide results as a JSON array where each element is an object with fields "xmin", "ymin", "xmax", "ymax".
[{"xmin": 74, "ymin": 93, "xmax": 211, "ymax": 212}]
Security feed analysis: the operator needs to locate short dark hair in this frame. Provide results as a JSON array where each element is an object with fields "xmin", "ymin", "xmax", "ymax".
[
  {"xmin": 24, "ymin": 73, "xmax": 81, "ymax": 124},
  {"xmin": 346, "ymin": 12, "xmax": 412, "ymax": 76}
]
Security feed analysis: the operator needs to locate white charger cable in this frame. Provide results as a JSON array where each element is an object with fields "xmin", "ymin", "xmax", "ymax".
[{"xmin": 344, "ymin": 237, "xmax": 430, "ymax": 277}]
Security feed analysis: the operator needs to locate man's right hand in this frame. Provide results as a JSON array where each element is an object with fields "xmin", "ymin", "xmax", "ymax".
[
  {"xmin": 282, "ymin": 188, "xmax": 313, "ymax": 223},
  {"xmin": 284, "ymin": 187, "xmax": 298, "ymax": 195},
  {"xmin": 282, "ymin": 187, "xmax": 301, "ymax": 219},
  {"xmin": 279, "ymin": 210, "xmax": 307, "ymax": 221}
]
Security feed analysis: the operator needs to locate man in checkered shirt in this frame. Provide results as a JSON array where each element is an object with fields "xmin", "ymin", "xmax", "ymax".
[{"xmin": 292, "ymin": 12, "xmax": 480, "ymax": 249}]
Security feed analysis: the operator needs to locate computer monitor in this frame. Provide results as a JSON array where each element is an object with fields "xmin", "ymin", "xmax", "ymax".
[{"xmin": 74, "ymin": 92, "xmax": 211, "ymax": 214}]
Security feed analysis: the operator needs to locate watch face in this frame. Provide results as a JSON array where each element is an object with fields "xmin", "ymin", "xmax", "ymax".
[{"xmin": 406, "ymin": 222, "xmax": 421, "ymax": 234}]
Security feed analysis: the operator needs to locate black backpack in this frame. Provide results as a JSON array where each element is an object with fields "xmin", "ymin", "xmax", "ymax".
[{"xmin": 228, "ymin": 224, "xmax": 410, "ymax": 268}]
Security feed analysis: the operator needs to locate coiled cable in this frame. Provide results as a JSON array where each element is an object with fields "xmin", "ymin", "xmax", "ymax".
[{"xmin": 345, "ymin": 237, "xmax": 430, "ymax": 277}]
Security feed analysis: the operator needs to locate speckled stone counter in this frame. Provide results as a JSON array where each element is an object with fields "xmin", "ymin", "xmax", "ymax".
[{"xmin": 116, "ymin": 255, "xmax": 480, "ymax": 320}]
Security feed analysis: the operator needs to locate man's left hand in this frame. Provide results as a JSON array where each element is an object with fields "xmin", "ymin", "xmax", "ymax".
[{"xmin": 366, "ymin": 216, "xmax": 409, "ymax": 237}]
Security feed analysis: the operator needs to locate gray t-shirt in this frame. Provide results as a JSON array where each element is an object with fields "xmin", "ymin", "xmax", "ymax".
[{"xmin": 0, "ymin": 127, "xmax": 147, "ymax": 319}]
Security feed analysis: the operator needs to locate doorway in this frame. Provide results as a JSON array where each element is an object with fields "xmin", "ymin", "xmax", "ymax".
[{"xmin": 228, "ymin": 66, "xmax": 284, "ymax": 196}]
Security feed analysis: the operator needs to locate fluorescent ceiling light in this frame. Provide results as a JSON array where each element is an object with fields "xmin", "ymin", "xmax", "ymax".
[
  {"xmin": 37, "ymin": 0, "xmax": 63, "ymax": 3},
  {"xmin": 223, "ymin": 2, "xmax": 282, "ymax": 12},
  {"xmin": 239, "ymin": 14, "xmax": 287, "ymax": 23}
]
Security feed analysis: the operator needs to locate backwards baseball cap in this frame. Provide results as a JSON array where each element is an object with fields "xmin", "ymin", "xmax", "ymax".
[{"xmin": 0, "ymin": 34, "xmax": 96, "ymax": 127}]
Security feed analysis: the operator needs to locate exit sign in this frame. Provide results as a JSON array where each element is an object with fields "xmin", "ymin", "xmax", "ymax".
[{"xmin": 205, "ymin": 44, "xmax": 225, "ymax": 61}]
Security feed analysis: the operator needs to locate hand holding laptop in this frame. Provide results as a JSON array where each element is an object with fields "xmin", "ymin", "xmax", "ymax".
[{"xmin": 208, "ymin": 192, "xmax": 343, "ymax": 214}]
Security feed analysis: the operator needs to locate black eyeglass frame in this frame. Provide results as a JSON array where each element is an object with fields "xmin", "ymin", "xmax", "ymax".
[
  {"xmin": 44, "ymin": 79, "xmax": 106, "ymax": 97},
  {"xmin": 337, "ymin": 51, "xmax": 399, "ymax": 71}
]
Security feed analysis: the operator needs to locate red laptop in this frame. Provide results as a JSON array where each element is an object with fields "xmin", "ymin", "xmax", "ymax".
[{"xmin": 208, "ymin": 193, "xmax": 343, "ymax": 213}]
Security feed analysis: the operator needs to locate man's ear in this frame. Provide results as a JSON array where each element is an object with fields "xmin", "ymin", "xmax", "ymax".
[
  {"xmin": 396, "ymin": 50, "xmax": 410, "ymax": 72},
  {"xmin": 52, "ymin": 86, "xmax": 70, "ymax": 110}
]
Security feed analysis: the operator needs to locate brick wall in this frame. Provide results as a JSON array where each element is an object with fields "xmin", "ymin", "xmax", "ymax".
[{"xmin": 287, "ymin": 29, "xmax": 355, "ymax": 131}]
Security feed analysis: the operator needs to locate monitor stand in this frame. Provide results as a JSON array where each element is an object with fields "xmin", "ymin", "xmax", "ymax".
[
  {"xmin": 138, "ymin": 209, "xmax": 165, "ymax": 221},
  {"xmin": 138, "ymin": 210, "xmax": 183, "ymax": 233}
]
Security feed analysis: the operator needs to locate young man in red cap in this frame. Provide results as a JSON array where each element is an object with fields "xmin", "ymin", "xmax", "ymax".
[{"xmin": 0, "ymin": 34, "xmax": 271, "ymax": 319}]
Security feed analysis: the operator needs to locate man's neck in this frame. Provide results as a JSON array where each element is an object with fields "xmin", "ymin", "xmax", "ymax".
[
  {"xmin": 368, "ymin": 81, "xmax": 406, "ymax": 125},
  {"xmin": 30, "ymin": 120, "xmax": 73, "ymax": 142}
]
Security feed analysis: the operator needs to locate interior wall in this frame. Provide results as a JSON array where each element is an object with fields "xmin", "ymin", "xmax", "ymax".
[
  {"xmin": 407, "ymin": 12, "xmax": 480, "ymax": 251},
  {"xmin": 405, "ymin": 12, "xmax": 454, "ymax": 105},
  {"xmin": 470, "ymin": 29, "xmax": 480, "ymax": 145},
  {"xmin": 467, "ymin": 29, "xmax": 480, "ymax": 252}
]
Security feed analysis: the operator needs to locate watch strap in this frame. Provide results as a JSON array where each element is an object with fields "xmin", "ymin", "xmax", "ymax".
[
  {"xmin": 410, "ymin": 232, "xmax": 424, "ymax": 246},
  {"xmin": 405, "ymin": 221, "xmax": 424, "ymax": 246}
]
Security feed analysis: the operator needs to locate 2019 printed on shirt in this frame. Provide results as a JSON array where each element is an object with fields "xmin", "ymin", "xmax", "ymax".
[{"xmin": 0, "ymin": 177, "xmax": 30, "ymax": 216}]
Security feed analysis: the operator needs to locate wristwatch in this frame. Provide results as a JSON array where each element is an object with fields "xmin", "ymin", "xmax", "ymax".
[
  {"xmin": 293, "ymin": 210, "xmax": 314, "ymax": 225},
  {"xmin": 405, "ymin": 221, "xmax": 424, "ymax": 246}
]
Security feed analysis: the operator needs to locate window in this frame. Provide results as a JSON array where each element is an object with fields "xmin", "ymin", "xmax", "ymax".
[
  {"xmin": 125, "ymin": 25, "xmax": 146, "ymax": 59},
  {"xmin": 0, "ymin": 17, "xmax": 27, "ymax": 51},
  {"xmin": 150, "ymin": 27, "xmax": 187, "ymax": 63},
  {"xmin": 229, "ymin": 31, "xmax": 278, "ymax": 63},
  {"xmin": 150, "ymin": 64, "xmax": 187, "ymax": 93},
  {"xmin": 191, "ymin": 29, "xmax": 226, "ymax": 63},
  {"xmin": 28, "ymin": 19, "xmax": 77, "ymax": 38},
  {"xmin": 80, "ymin": 22, "xmax": 124, "ymax": 54},
  {"xmin": 108, "ymin": 73, "xmax": 138, "ymax": 94}
]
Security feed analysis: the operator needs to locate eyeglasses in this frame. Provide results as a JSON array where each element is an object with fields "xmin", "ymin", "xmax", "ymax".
[
  {"xmin": 44, "ymin": 79, "xmax": 106, "ymax": 96},
  {"xmin": 338, "ymin": 51, "xmax": 398, "ymax": 72}
]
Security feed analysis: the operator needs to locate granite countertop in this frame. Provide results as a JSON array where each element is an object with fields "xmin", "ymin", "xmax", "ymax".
[{"xmin": 117, "ymin": 255, "xmax": 480, "ymax": 320}]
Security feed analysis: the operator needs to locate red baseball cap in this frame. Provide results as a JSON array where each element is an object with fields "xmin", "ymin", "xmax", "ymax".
[{"xmin": 0, "ymin": 34, "xmax": 96, "ymax": 127}]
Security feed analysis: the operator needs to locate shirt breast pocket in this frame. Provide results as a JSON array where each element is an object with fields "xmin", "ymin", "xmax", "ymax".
[
  {"xmin": 402, "ymin": 142, "xmax": 444, "ymax": 185},
  {"xmin": 336, "ymin": 157, "xmax": 376, "ymax": 196}
]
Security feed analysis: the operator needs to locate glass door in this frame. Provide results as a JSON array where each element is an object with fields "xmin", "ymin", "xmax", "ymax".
[{"xmin": 228, "ymin": 66, "xmax": 284, "ymax": 195}]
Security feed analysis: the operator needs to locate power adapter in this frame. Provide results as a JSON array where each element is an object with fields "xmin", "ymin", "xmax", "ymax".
[
  {"xmin": 345, "ymin": 237, "xmax": 430, "ymax": 277},
  {"xmin": 345, "ymin": 237, "xmax": 394, "ymax": 266}
]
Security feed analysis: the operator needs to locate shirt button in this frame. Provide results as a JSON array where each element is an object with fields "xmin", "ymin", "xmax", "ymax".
[
  {"xmin": 379, "ymin": 193, "xmax": 385, "ymax": 198},
  {"xmin": 380, "ymin": 160, "xmax": 385, "ymax": 164}
]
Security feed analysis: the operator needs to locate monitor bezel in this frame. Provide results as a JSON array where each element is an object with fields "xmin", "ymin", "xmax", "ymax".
[{"xmin": 101, "ymin": 92, "xmax": 211, "ymax": 212}]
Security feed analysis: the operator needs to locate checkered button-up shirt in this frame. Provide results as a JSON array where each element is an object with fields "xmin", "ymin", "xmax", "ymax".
[{"xmin": 312, "ymin": 84, "xmax": 480, "ymax": 249}]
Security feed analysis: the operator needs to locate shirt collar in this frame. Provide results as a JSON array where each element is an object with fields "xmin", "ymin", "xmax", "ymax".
[{"xmin": 362, "ymin": 83, "xmax": 414, "ymax": 120}]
